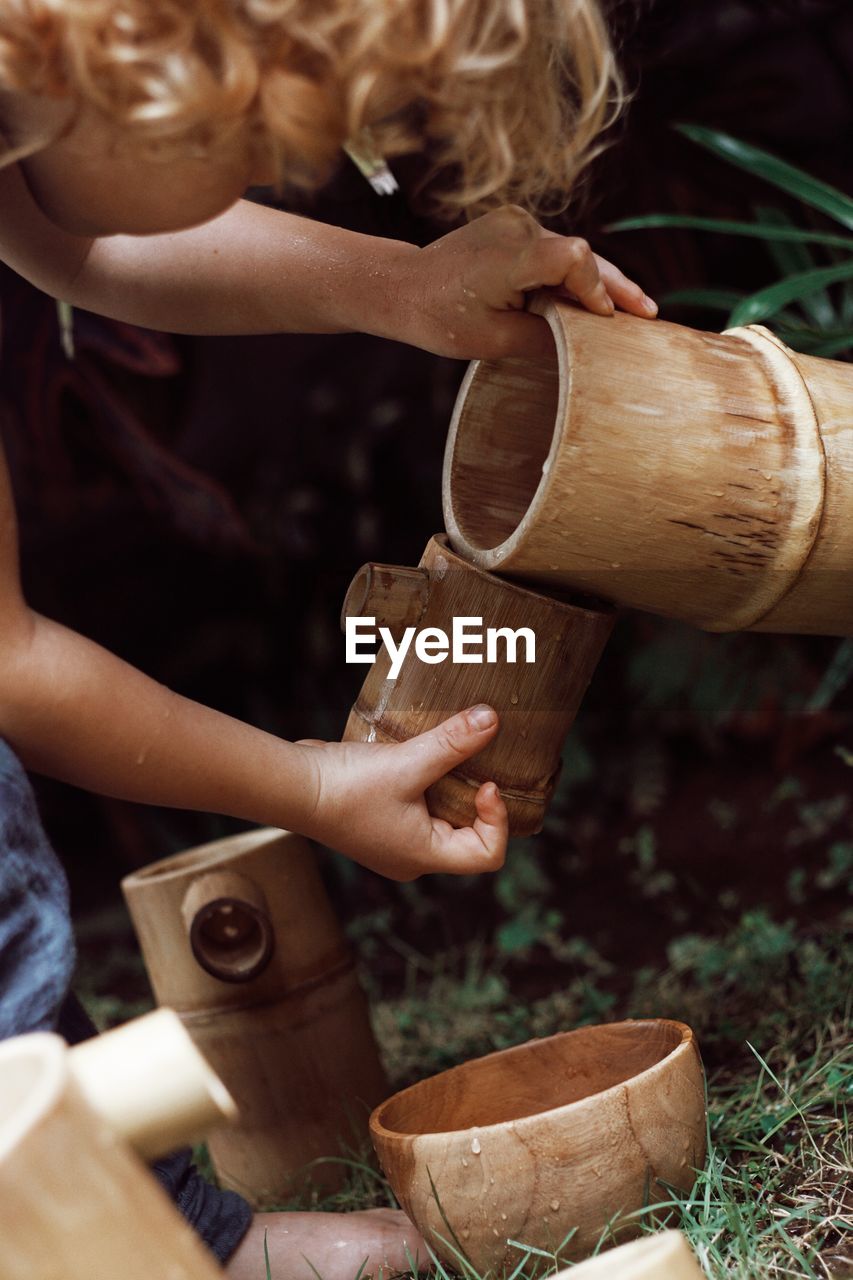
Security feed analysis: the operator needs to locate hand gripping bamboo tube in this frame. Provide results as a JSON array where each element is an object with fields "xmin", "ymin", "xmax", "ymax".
[
  {"xmin": 122, "ymin": 828, "xmax": 389, "ymax": 1204},
  {"xmin": 342, "ymin": 534, "xmax": 615, "ymax": 836},
  {"xmin": 554, "ymin": 1231, "xmax": 707, "ymax": 1280},
  {"xmin": 0, "ymin": 1032, "xmax": 225, "ymax": 1279},
  {"xmin": 443, "ymin": 296, "xmax": 853, "ymax": 635}
]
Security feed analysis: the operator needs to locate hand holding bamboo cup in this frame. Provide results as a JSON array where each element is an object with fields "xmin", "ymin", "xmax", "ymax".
[{"xmin": 341, "ymin": 534, "xmax": 615, "ymax": 836}]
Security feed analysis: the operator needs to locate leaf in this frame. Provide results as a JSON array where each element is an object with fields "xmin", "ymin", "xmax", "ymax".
[
  {"xmin": 727, "ymin": 259, "xmax": 853, "ymax": 327},
  {"xmin": 606, "ymin": 214, "xmax": 853, "ymax": 249},
  {"xmin": 806, "ymin": 333, "xmax": 853, "ymax": 358},
  {"xmin": 774, "ymin": 326, "xmax": 853, "ymax": 356},
  {"xmin": 753, "ymin": 206, "xmax": 837, "ymax": 328},
  {"xmin": 677, "ymin": 124, "xmax": 853, "ymax": 230}
]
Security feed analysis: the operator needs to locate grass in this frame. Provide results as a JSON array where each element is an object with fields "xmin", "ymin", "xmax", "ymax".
[
  {"xmin": 244, "ymin": 913, "xmax": 851, "ymax": 1280},
  {"xmin": 73, "ymin": 903, "xmax": 851, "ymax": 1278}
]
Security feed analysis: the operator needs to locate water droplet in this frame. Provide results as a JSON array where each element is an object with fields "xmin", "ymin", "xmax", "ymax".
[
  {"xmin": 501, "ymin": 1214, "xmax": 508, "ymax": 1222},
  {"xmin": 550, "ymin": 1199, "xmax": 561, "ymax": 1212},
  {"xmin": 462, "ymin": 1230, "xmax": 470, "ymax": 1240},
  {"xmin": 611, "ymin": 562, "xmax": 621, "ymax": 569},
  {"xmin": 462, "ymin": 1158, "xmax": 469, "ymax": 1168},
  {"xmin": 762, "ymin": 471, "xmax": 773, "ymax": 481},
  {"xmin": 593, "ymin": 515, "xmax": 602, "ymax": 522},
  {"xmin": 493, "ymin": 1228, "xmax": 500, "ymax": 1237},
  {"xmin": 509, "ymin": 692, "xmax": 519, "ymax": 705},
  {"xmin": 471, "ymin": 1137, "xmax": 481, "ymax": 1155}
]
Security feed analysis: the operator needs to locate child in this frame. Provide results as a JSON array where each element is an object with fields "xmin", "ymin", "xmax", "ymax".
[{"xmin": 0, "ymin": 1, "xmax": 657, "ymax": 1275}]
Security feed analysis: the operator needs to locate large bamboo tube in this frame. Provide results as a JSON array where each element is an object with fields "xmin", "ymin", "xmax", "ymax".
[
  {"xmin": 342, "ymin": 534, "xmax": 614, "ymax": 836},
  {"xmin": 443, "ymin": 297, "xmax": 853, "ymax": 635},
  {"xmin": 0, "ymin": 1032, "xmax": 225, "ymax": 1279},
  {"xmin": 122, "ymin": 827, "xmax": 389, "ymax": 1205}
]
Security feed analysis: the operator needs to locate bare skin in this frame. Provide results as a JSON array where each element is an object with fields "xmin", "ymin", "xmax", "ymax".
[
  {"xmin": 0, "ymin": 92, "xmax": 658, "ymax": 1273},
  {"xmin": 227, "ymin": 1209, "xmax": 428, "ymax": 1280}
]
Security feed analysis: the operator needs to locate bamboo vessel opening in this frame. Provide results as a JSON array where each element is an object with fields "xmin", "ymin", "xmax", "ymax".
[
  {"xmin": 374, "ymin": 1020, "xmax": 688, "ymax": 1136},
  {"xmin": 130, "ymin": 828, "xmax": 274, "ymax": 880},
  {"xmin": 444, "ymin": 297, "xmax": 853, "ymax": 635},
  {"xmin": 0, "ymin": 1033, "xmax": 65, "ymax": 1161},
  {"xmin": 445, "ymin": 347, "xmax": 562, "ymax": 560}
]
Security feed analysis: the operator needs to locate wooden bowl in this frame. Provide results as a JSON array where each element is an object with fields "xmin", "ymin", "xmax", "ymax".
[{"xmin": 371, "ymin": 1020, "xmax": 705, "ymax": 1273}]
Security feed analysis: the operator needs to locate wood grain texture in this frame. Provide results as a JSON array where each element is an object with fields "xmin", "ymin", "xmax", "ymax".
[
  {"xmin": 443, "ymin": 297, "xmax": 851, "ymax": 635},
  {"xmin": 342, "ymin": 535, "xmax": 614, "ymax": 836},
  {"xmin": 0, "ymin": 1033, "xmax": 225, "ymax": 1279},
  {"xmin": 371, "ymin": 1020, "xmax": 706, "ymax": 1272},
  {"xmin": 122, "ymin": 828, "xmax": 388, "ymax": 1204}
]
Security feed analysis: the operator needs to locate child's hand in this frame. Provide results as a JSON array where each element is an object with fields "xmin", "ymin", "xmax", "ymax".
[
  {"xmin": 405, "ymin": 204, "xmax": 657, "ymax": 360},
  {"xmin": 293, "ymin": 704, "xmax": 508, "ymax": 880}
]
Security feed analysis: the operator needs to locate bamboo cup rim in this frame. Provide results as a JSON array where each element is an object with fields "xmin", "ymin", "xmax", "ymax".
[
  {"xmin": 123, "ymin": 827, "xmax": 288, "ymax": 886},
  {"xmin": 0, "ymin": 1033, "xmax": 67, "ymax": 1160},
  {"xmin": 371, "ymin": 1019, "xmax": 697, "ymax": 1143},
  {"xmin": 443, "ymin": 292, "xmax": 568, "ymax": 570}
]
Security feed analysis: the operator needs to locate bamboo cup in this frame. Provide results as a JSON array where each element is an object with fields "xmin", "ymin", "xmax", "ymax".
[
  {"xmin": 341, "ymin": 534, "xmax": 615, "ymax": 836},
  {"xmin": 371, "ymin": 1020, "xmax": 706, "ymax": 1273},
  {"xmin": 122, "ymin": 827, "xmax": 389, "ymax": 1205},
  {"xmin": 443, "ymin": 297, "xmax": 853, "ymax": 635},
  {"xmin": 0, "ymin": 1030, "xmax": 226, "ymax": 1279},
  {"xmin": 555, "ymin": 1231, "xmax": 708, "ymax": 1280}
]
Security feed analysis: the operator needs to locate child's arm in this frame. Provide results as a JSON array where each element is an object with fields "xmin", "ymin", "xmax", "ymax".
[
  {"xmin": 0, "ymin": 444, "xmax": 507, "ymax": 879},
  {"xmin": 0, "ymin": 162, "xmax": 654, "ymax": 362}
]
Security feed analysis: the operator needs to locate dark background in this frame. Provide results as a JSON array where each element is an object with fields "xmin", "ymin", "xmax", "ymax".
[{"xmin": 2, "ymin": 0, "xmax": 851, "ymax": 996}]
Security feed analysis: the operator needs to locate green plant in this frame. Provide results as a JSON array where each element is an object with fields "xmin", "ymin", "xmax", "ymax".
[{"xmin": 608, "ymin": 124, "xmax": 853, "ymax": 356}]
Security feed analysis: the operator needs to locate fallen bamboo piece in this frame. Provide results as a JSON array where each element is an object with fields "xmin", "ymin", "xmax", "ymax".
[
  {"xmin": 555, "ymin": 1230, "xmax": 708, "ymax": 1279},
  {"xmin": 0, "ymin": 1031, "xmax": 225, "ymax": 1279},
  {"xmin": 443, "ymin": 297, "xmax": 853, "ymax": 635},
  {"xmin": 123, "ymin": 827, "xmax": 389, "ymax": 1204}
]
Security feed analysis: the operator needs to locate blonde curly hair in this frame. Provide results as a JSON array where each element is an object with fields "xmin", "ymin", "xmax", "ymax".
[{"xmin": 0, "ymin": 0, "xmax": 623, "ymax": 217}]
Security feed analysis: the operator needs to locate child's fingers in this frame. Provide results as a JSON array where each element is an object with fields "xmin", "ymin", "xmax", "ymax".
[
  {"xmin": 595, "ymin": 256, "xmax": 658, "ymax": 317},
  {"xmin": 512, "ymin": 233, "xmax": 614, "ymax": 317},
  {"xmin": 427, "ymin": 781, "xmax": 508, "ymax": 874},
  {"xmin": 594, "ymin": 256, "xmax": 657, "ymax": 317},
  {"xmin": 401, "ymin": 705, "xmax": 500, "ymax": 790}
]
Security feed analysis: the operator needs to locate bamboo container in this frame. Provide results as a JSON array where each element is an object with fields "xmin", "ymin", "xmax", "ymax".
[
  {"xmin": 371, "ymin": 1020, "xmax": 706, "ymax": 1273},
  {"xmin": 443, "ymin": 296, "xmax": 853, "ymax": 635},
  {"xmin": 0, "ymin": 1029, "xmax": 227, "ymax": 1279},
  {"xmin": 555, "ymin": 1231, "xmax": 708, "ymax": 1280},
  {"xmin": 68, "ymin": 1007, "xmax": 237, "ymax": 1160},
  {"xmin": 342, "ymin": 534, "xmax": 615, "ymax": 836},
  {"xmin": 122, "ymin": 827, "xmax": 389, "ymax": 1205}
]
